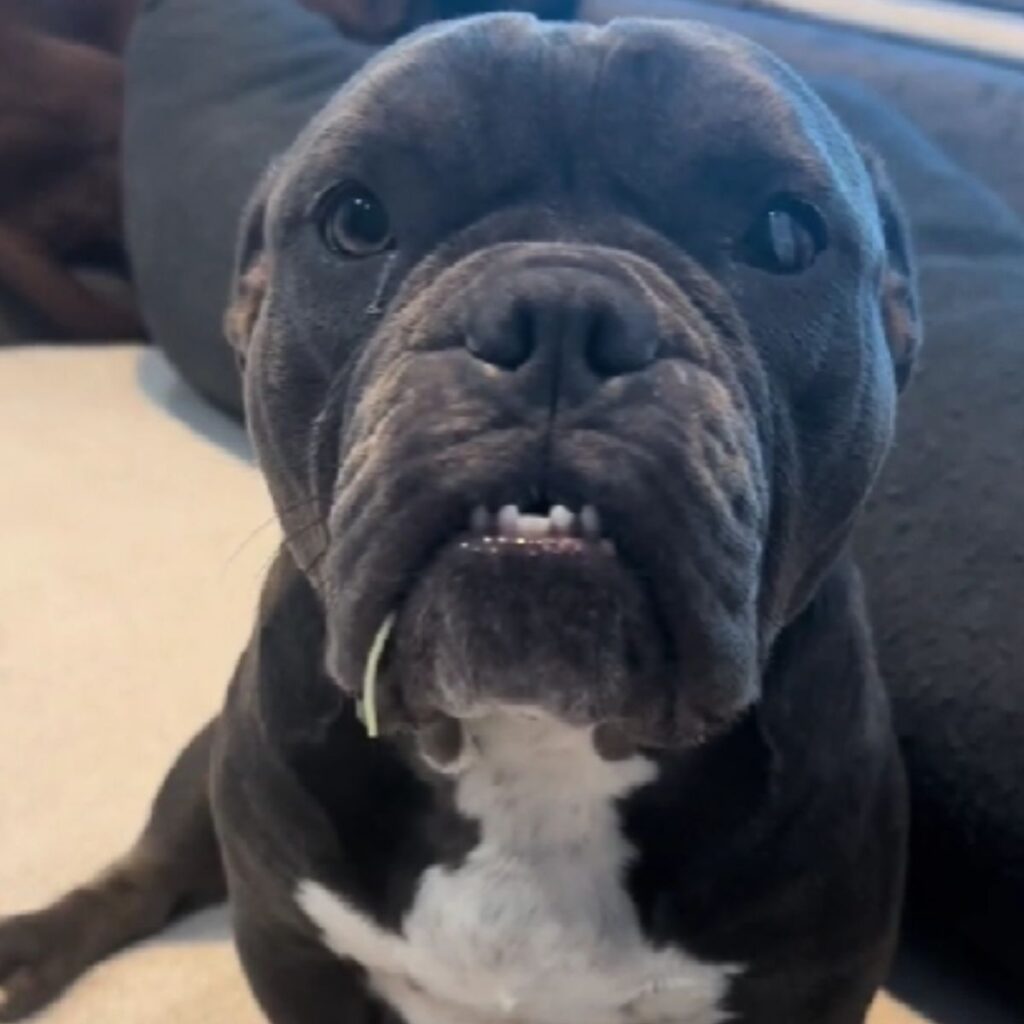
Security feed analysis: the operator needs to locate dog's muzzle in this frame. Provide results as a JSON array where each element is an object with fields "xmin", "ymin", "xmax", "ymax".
[{"xmin": 321, "ymin": 244, "xmax": 765, "ymax": 757}]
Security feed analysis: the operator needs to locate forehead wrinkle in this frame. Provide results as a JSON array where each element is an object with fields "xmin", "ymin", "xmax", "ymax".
[
  {"xmin": 592, "ymin": 27, "xmax": 817, "ymax": 183},
  {"xmin": 588, "ymin": 22, "xmax": 877, "ymax": 248},
  {"xmin": 735, "ymin": 38, "xmax": 877, "ymax": 224},
  {"xmin": 267, "ymin": 15, "xmax": 880, "ymax": 255},
  {"xmin": 270, "ymin": 19, "xmax": 484, "ymax": 199},
  {"xmin": 279, "ymin": 26, "xmax": 558, "ymax": 221}
]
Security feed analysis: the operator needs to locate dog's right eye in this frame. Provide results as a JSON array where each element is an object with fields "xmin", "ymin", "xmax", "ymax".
[
  {"xmin": 740, "ymin": 196, "xmax": 828, "ymax": 275},
  {"xmin": 317, "ymin": 183, "xmax": 394, "ymax": 258}
]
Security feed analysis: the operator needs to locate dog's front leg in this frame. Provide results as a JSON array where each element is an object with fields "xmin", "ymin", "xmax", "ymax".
[
  {"xmin": 0, "ymin": 721, "xmax": 225, "ymax": 1020},
  {"xmin": 235, "ymin": 906, "xmax": 405, "ymax": 1024}
]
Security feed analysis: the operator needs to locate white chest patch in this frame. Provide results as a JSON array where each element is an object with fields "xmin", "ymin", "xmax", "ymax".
[{"xmin": 297, "ymin": 712, "xmax": 738, "ymax": 1024}]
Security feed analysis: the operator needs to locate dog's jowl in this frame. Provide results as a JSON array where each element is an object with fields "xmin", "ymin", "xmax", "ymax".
[{"xmin": 0, "ymin": 15, "xmax": 919, "ymax": 1024}]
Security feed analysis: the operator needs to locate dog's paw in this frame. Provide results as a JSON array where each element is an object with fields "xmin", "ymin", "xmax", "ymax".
[{"xmin": 0, "ymin": 909, "xmax": 84, "ymax": 1021}]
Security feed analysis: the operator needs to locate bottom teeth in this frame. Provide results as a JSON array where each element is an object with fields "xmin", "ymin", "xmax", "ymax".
[
  {"xmin": 580, "ymin": 505, "xmax": 601, "ymax": 540},
  {"xmin": 469, "ymin": 503, "xmax": 605, "ymax": 543},
  {"xmin": 497, "ymin": 504, "xmax": 520, "ymax": 536},
  {"xmin": 550, "ymin": 506, "xmax": 574, "ymax": 535},
  {"xmin": 517, "ymin": 513, "xmax": 552, "ymax": 539}
]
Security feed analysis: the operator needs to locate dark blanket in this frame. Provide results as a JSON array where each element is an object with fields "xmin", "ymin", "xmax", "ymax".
[
  {"xmin": 124, "ymin": 0, "xmax": 1024, "ymax": 992},
  {"xmin": 828, "ymin": 78, "xmax": 1024, "ymax": 991}
]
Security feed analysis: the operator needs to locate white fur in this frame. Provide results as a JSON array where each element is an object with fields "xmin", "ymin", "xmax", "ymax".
[{"xmin": 298, "ymin": 711, "xmax": 738, "ymax": 1024}]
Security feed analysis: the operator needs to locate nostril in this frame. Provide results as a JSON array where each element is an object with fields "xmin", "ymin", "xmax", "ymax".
[
  {"xmin": 465, "ymin": 298, "xmax": 535, "ymax": 371},
  {"xmin": 584, "ymin": 305, "xmax": 658, "ymax": 379},
  {"xmin": 512, "ymin": 300, "xmax": 539, "ymax": 366},
  {"xmin": 465, "ymin": 331, "xmax": 529, "ymax": 371},
  {"xmin": 463, "ymin": 267, "xmax": 657, "ymax": 379}
]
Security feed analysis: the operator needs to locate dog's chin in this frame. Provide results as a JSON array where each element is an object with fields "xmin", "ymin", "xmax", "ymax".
[{"xmin": 364, "ymin": 535, "xmax": 729, "ymax": 752}]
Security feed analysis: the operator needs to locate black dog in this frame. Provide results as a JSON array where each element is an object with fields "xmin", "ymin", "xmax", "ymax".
[{"xmin": 0, "ymin": 15, "xmax": 920, "ymax": 1024}]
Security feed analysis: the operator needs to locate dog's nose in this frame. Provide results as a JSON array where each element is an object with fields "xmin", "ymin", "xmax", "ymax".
[{"xmin": 464, "ymin": 266, "xmax": 658, "ymax": 381}]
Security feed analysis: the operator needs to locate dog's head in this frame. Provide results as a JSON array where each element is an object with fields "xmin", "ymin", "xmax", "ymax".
[
  {"xmin": 299, "ymin": 0, "xmax": 577, "ymax": 42},
  {"xmin": 226, "ymin": 16, "xmax": 920, "ymax": 752}
]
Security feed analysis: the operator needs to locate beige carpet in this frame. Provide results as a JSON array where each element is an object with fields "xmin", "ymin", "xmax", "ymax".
[{"xmin": 0, "ymin": 344, "xmax": 957, "ymax": 1022}]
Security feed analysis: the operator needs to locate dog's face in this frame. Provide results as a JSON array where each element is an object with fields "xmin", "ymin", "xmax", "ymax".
[{"xmin": 227, "ymin": 16, "xmax": 920, "ymax": 751}]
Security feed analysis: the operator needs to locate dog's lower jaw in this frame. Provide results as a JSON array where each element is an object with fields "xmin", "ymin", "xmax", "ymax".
[{"xmin": 326, "ymin": 541, "xmax": 758, "ymax": 754}]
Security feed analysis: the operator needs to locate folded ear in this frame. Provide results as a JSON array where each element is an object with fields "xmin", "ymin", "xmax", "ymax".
[
  {"xmin": 299, "ymin": 0, "xmax": 412, "ymax": 40},
  {"xmin": 861, "ymin": 148, "xmax": 922, "ymax": 392},
  {"xmin": 224, "ymin": 160, "xmax": 280, "ymax": 360}
]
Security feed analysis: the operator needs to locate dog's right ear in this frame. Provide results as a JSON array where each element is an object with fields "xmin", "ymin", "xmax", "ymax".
[
  {"xmin": 860, "ymin": 148, "xmax": 922, "ymax": 393},
  {"xmin": 224, "ymin": 161, "xmax": 280, "ymax": 360}
]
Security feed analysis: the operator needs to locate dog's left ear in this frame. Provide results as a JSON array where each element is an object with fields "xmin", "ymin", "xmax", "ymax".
[
  {"xmin": 861, "ymin": 149, "xmax": 922, "ymax": 392},
  {"xmin": 224, "ymin": 161, "xmax": 280, "ymax": 360},
  {"xmin": 298, "ymin": 0, "xmax": 412, "ymax": 41}
]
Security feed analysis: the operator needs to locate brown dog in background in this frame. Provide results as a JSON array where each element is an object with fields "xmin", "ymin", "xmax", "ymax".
[
  {"xmin": 0, "ymin": 0, "xmax": 138, "ymax": 339},
  {"xmin": 0, "ymin": 0, "xmax": 574, "ymax": 341}
]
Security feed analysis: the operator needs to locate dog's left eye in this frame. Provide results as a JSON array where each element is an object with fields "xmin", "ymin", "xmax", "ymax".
[
  {"xmin": 318, "ymin": 183, "xmax": 394, "ymax": 257},
  {"xmin": 741, "ymin": 197, "xmax": 827, "ymax": 274}
]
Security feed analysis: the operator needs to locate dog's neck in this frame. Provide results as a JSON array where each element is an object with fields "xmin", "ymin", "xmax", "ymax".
[
  {"xmin": 297, "ymin": 706, "xmax": 738, "ymax": 1024},
  {"xmin": 430, "ymin": 709, "xmax": 656, "ymax": 839}
]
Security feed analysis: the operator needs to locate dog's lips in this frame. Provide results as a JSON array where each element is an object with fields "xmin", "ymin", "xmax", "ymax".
[
  {"xmin": 361, "ymin": 497, "xmax": 661, "ymax": 713},
  {"xmin": 366, "ymin": 499, "xmax": 624, "ymax": 617},
  {"xmin": 469, "ymin": 502, "xmax": 609, "ymax": 543},
  {"xmin": 458, "ymin": 534, "xmax": 607, "ymax": 557},
  {"xmin": 330, "ymin": 470, "xmax": 757, "ymax": 751},
  {"xmin": 388, "ymin": 499, "xmax": 624, "ymax": 615},
  {"xmin": 353, "ymin": 502, "xmax": 624, "ymax": 682},
  {"xmin": 459, "ymin": 501, "xmax": 617, "ymax": 559}
]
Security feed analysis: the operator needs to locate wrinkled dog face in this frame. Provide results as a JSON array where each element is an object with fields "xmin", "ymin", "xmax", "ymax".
[{"xmin": 227, "ymin": 16, "xmax": 920, "ymax": 750}]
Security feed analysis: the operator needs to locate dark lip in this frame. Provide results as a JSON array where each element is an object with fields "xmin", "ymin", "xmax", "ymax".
[
  {"xmin": 383, "ymin": 508, "xmax": 626, "ymax": 622},
  {"xmin": 457, "ymin": 535, "xmax": 614, "ymax": 557},
  {"xmin": 397, "ymin": 504, "xmax": 665, "ymax": 643},
  {"xmin": 416, "ymin": 489, "xmax": 628, "ymax": 582},
  {"xmin": 328, "ymin": 462, "xmax": 691, "ymax": 706},
  {"xmin": 326, "ymin": 468, "xmax": 759, "ymax": 750}
]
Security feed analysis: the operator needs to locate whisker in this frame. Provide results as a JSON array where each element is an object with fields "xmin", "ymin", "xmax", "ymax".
[
  {"xmin": 221, "ymin": 496, "xmax": 326, "ymax": 581},
  {"xmin": 221, "ymin": 514, "xmax": 282, "ymax": 575},
  {"xmin": 252, "ymin": 518, "xmax": 330, "ymax": 584}
]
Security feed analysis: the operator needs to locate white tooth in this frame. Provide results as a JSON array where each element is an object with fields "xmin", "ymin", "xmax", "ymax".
[
  {"xmin": 518, "ymin": 514, "xmax": 552, "ymax": 539},
  {"xmin": 497, "ymin": 505, "xmax": 519, "ymax": 537},
  {"xmin": 581, "ymin": 505, "xmax": 602, "ymax": 540},
  {"xmin": 471, "ymin": 506, "xmax": 491, "ymax": 535},
  {"xmin": 549, "ymin": 505, "xmax": 574, "ymax": 536}
]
